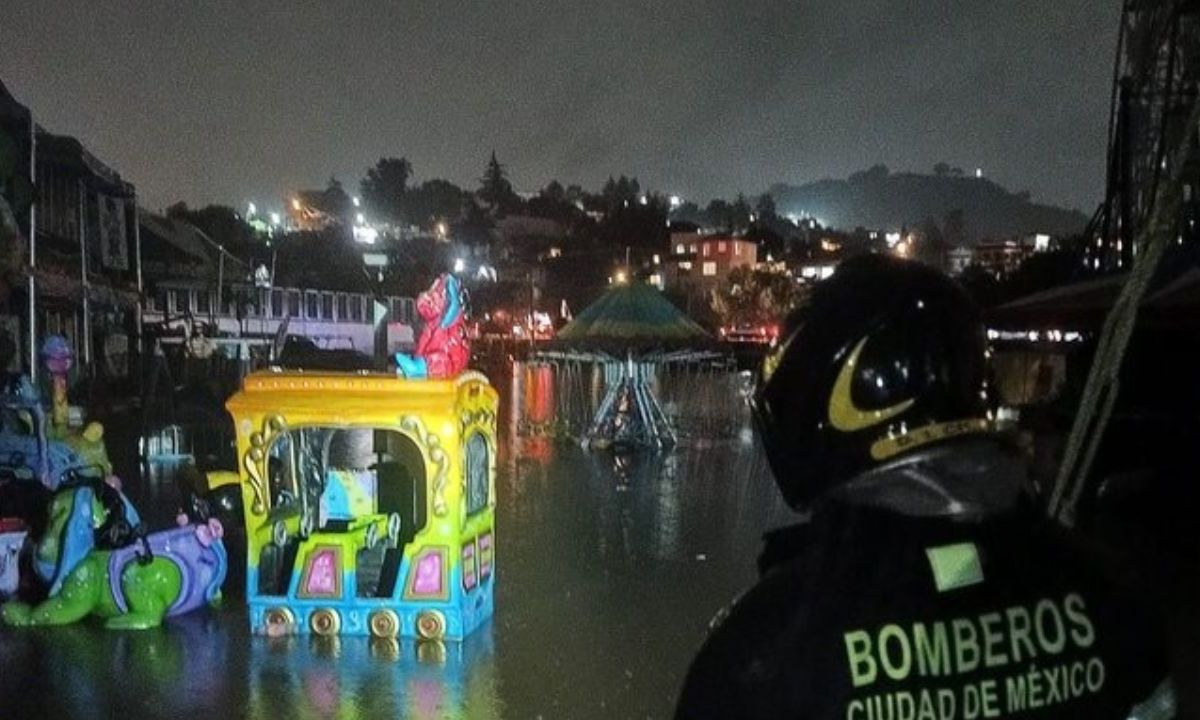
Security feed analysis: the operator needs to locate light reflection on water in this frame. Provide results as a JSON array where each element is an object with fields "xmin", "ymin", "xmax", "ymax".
[{"xmin": 0, "ymin": 360, "xmax": 795, "ymax": 719}]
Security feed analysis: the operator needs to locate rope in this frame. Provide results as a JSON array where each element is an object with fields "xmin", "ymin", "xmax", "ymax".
[{"xmin": 1048, "ymin": 94, "xmax": 1200, "ymax": 525}]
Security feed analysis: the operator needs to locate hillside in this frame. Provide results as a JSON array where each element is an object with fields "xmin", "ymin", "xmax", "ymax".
[{"xmin": 768, "ymin": 166, "xmax": 1089, "ymax": 241}]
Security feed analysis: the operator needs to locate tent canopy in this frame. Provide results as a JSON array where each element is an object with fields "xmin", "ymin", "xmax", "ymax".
[
  {"xmin": 987, "ymin": 267, "xmax": 1200, "ymax": 331},
  {"xmin": 552, "ymin": 281, "xmax": 712, "ymax": 353}
]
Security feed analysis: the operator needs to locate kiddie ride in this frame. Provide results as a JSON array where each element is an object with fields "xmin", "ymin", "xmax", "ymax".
[
  {"xmin": 212, "ymin": 273, "xmax": 499, "ymax": 641},
  {"xmin": 0, "ymin": 336, "xmax": 228, "ymax": 627}
]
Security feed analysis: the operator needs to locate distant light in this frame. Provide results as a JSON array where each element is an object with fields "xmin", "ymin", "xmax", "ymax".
[
  {"xmin": 669, "ymin": 195, "xmax": 682, "ymax": 208},
  {"xmin": 356, "ymin": 213, "xmax": 365, "ymax": 225},
  {"xmin": 975, "ymin": 168, "xmax": 983, "ymax": 179},
  {"xmin": 352, "ymin": 226, "xmax": 378, "ymax": 245},
  {"xmin": 269, "ymin": 212, "xmax": 281, "ymax": 226},
  {"xmin": 639, "ymin": 195, "xmax": 648, "ymax": 206},
  {"xmin": 652, "ymin": 253, "xmax": 661, "ymax": 265},
  {"xmin": 436, "ymin": 222, "xmax": 448, "ymax": 238},
  {"xmin": 247, "ymin": 202, "xmax": 257, "ymax": 216},
  {"xmin": 292, "ymin": 198, "xmax": 302, "ymax": 211},
  {"xmin": 454, "ymin": 258, "xmax": 466, "ymax": 273},
  {"xmin": 766, "ymin": 253, "xmax": 774, "ymax": 262},
  {"xmin": 885, "ymin": 231, "xmax": 901, "ymax": 247},
  {"xmin": 352, "ymin": 196, "xmax": 361, "ymax": 207},
  {"xmin": 615, "ymin": 270, "xmax": 628, "ymax": 284}
]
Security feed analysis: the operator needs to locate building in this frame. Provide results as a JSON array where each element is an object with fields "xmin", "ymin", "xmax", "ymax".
[
  {"xmin": 664, "ymin": 231, "xmax": 758, "ymax": 292},
  {"xmin": 947, "ymin": 247, "xmax": 975, "ymax": 276},
  {"xmin": 139, "ymin": 210, "xmax": 416, "ymax": 356},
  {"xmin": 974, "ymin": 240, "xmax": 1032, "ymax": 278},
  {"xmin": 1, "ymin": 79, "xmax": 141, "ymax": 382}
]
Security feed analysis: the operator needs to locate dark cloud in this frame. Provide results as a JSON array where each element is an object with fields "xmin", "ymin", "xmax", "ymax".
[{"xmin": 1, "ymin": 1, "xmax": 1118, "ymax": 213}]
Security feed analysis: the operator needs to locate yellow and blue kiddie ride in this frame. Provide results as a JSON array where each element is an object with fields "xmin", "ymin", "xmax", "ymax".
[{"xmin": 215, "ymin": 274, "xmax": 498, "ymax": 641}]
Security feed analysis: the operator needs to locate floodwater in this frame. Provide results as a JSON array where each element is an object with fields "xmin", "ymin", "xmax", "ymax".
[{"xmin": 0, "ymin": 361, "xmax": 797, "ymax": 719}]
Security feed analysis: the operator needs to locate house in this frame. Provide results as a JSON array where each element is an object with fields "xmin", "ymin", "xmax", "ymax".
[
  {"xmin": 664, "ymin": 232, "xmax": 758, "ymax": 292},
  {"xmin": 1, "ymin": 79, "xmax": 140, "ymax": 381}
]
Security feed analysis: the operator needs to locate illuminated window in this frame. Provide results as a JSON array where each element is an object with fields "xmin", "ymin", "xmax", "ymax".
[
  {"xmin": 718, "ymin": 241, "xmax": 727, "ymax": 253},
  {"xmin": 703, "ymin": 244, "xmax": 711, "ymax": 257},
  {"xmin": 679, "ymin": 261, "xmax": 692, "ymax": 270},
  {"xmin": 690, "ymin": 244, "xmax": 698, "ymax": 253},
  {"xmin": 734, "ymin": 243, "xmax": 741, "ymax": 256},
  {"xmin": 703, "ymin": 262, "xmax": 717, "ymax": 276},
  {"xmin": 676, "ymin": 243, "xmax": 685, "ymax": 254}
]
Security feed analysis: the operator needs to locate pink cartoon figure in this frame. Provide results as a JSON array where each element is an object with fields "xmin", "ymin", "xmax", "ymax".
[{"xmin": 393, "ymin": 274, "xmax": 470, "ymax": 379}]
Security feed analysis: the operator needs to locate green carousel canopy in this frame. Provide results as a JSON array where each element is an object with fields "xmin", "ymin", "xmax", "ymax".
[
  {"xmin": 553, "ymin": 280, "xmax": 711, "ymax": 353},
  {"xmin": 541, "ymin": 281, "xmax": 719, "ymax": 450}
]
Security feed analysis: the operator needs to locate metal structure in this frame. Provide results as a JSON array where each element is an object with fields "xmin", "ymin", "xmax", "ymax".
[
  {"xmin": 538, "ymin": 281, "xmax": 718, "ymax": 451},
  {"xmin": 1089, "ymin": 0, "xmax": 1200, "ymax": 272}
]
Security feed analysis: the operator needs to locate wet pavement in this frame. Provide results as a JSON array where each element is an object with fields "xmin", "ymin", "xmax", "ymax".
[{"xmin": 0, "ymin": 362, "xmax": 797, "ymax": 719}]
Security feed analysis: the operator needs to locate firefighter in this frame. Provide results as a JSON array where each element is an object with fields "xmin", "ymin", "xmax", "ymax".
[{"xmin": 676, "ymin": 255, "xmax": 1173, "ymax": 719}]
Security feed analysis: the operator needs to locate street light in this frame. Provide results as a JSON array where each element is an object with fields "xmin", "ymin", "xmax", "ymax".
[
  {"xmin": 269, "ymin": 212, "xmax": 281, "ymax": 226},
  {"xmin": 454, "ymin": 258, "xmax": 466, "ymax": 274}
]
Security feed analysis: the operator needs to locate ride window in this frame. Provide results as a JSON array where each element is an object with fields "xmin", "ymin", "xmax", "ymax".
[
  {"xmin": 321, "ymin": 293, "xmax": 334, "ymax": 320},
  {"xmin": 266, "ymin": 427, "xmax": 427, "ymax": 538},
  {"xmin": 305, "ymin": 292, "xmax": 320, "ymax": 319},
  {"xmin": 465, "ymin": 433, "xmax": 489, "ymax": 515}
]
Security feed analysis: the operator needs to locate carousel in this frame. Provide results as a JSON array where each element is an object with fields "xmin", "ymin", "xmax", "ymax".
[{"xmin": 537, "ymin": 280, "xmax": 722, "ymax": 450}]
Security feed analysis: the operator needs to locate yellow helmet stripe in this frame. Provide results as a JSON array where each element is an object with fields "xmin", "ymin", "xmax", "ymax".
[{"xmin": 828, "ymin": 336, "xmax": 915, "ymax": 432}]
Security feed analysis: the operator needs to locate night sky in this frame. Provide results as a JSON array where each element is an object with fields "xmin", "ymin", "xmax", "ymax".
[{"xmin": 2, "ymin": 1, "xmax": 1118, "ymax": 214}]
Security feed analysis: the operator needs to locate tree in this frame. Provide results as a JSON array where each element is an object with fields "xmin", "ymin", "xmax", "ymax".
[
  {"xmin": 705, "ymin": 199, "xmax": 732, "ymax": 232},
  {"xmin": 710, "ymin": 266, "xmax": 807, "ymax": 328},
  {"xmin": 934, "ymin": 162, "xmax": 951, "ymax": 177},
  {"xmin": 958, "ymin": 265, "xmax": 1002, "ymax": 308},
  {"xmin": 360, "ymin": 157, "xmax": 413, "ymax": 224},
  {"xmin": 943, "ymin": 208, "xmax": 967, "ymax": 247},
  {"xmin": 755, "ymin": 193, "xmax": 778, "ymax": 224},
  {"xmin": 478, "ymin": 152, "xmax": 518, "ymax": 214},
  {"xmin": 166, "ymin": 204, "xmax": 259, "ymax": 260},
  {"xmin": 540, "ymin": 180, "xmax": 566, "ymax": 203},
  {"xmin": 600, "ymin": 175, "xmax": 641, "ymax": 215},
  {"xmin": 405, "ymin": 179, "xmax": 466, "ymax": 228},
  {"xmin": 731, "ymin": 194, "xmax": 752, "ymax": 232},
  {"xmin": 915, "ymin": 216, "xmax": 949, "ymax": 270}
]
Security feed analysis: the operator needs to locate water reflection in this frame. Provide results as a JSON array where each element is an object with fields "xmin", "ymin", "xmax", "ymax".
[
  {"xmin": 247, "ymin": 627, "xmax": 499, "ymax": 720},
  {"xmin": 1, "ymin": 358, "xmax": 795, "ymax": 719}
]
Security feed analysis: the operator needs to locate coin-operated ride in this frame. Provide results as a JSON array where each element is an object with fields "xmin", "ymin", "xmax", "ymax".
[{"xmin": 216, "ymin": 274, "xmax": 498, "ymax": 641}]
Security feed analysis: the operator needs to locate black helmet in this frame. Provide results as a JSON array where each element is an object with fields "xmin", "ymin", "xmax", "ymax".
[{"xmin": 753, "ymin": 255, "xmax": 993, "ymax": 510}]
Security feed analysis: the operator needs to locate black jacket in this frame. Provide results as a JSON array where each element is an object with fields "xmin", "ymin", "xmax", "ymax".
[{"xmin": 676, "ymin": 446, "xmax": 1169, "ymax": 719}]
